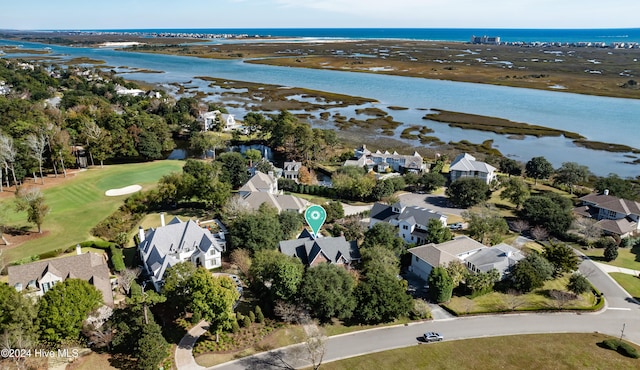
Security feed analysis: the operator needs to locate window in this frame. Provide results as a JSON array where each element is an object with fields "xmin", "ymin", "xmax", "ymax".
[{"xmin": 402, "ymin": 225, "xmax": 409, "ymax": 230}]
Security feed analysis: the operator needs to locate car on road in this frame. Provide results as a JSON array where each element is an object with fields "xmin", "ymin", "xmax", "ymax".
[{"xmin": 423, "ymin": 332, "xmax": 444, "ymax": 342}]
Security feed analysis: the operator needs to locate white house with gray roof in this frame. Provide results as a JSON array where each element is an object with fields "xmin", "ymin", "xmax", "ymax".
[
  {"xmin": 449, "ymin": 153, "xmax": 497, "ymax": 184},
  {"xmin": 369, "ymin": 202, "xmax": 447, "ymax": 245},
  {"xmin": 463, "ymin": 243, "xmax": 525, "ymax": 279},
  {"xmin": 138, "ymin": 215, "xmax": 225, "ymax": 291},
  {"xmin": 344, "ymin": 144, "xmax": 427, "ymax": 173}
]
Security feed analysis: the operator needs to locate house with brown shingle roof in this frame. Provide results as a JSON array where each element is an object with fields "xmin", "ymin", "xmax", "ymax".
[
  {"xmin": 576, "ymin": 190, "xmax": 640, "ymax": 237},
  {"xmin": 8, "ymin": 247, "xmax": 114, "ymax": 306}
]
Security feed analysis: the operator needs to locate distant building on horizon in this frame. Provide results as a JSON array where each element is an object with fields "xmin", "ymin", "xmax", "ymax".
[{"xmin": 471, "ymin": 35, "xmax": 501, "ymax": 45}]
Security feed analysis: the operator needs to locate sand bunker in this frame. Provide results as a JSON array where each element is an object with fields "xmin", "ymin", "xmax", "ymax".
[{"xmin": 105, "ymin": 185, "xmax": 142, "ymax": 196}]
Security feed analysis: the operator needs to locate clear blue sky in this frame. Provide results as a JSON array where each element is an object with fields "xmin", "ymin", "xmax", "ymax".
[{"xmin": 2, "ymin": 0, "xmax": 638, "ymax": 30}]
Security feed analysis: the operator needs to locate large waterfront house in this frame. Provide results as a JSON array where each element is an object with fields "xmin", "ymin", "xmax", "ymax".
[
  {"xmin": 138, "ymin": 214, "xmax": 225, "ymax": 291},
  {"xmin": 344, "ymin": 144, "xmax": 427, "ymax": 173},
  {"xmin": 8, "ymin": 247, "xmax": 115, "ymax": 306},
  {"xmin": 574, "ymin": 190, "xmax": 640, "ymax": 238},
  {"xmin": 369, "ymin": 202, "xmax": 447, "ymax": 245},
  {"xmin": 200, "ymin": 110, "xmax": 243, "ymax": 132},
  {"xmin": 449, "ymin": 153, "xmax": 497, "ymax": 185}
]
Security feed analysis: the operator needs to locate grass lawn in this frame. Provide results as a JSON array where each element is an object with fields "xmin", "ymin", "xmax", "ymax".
[
  {"xmin": 443, "ymin": 275, "xmax": 597, "ymax": 315},
  {"xmin": 316, "ymin": 333, "xmax": 640, "ymax": 370},
  {"xmin": 321, "ymin": 317, "xmax": 412, "ymax": 337},
  {"xmin": 1, "ymin": 160, "xmax": 184, "ymax": 262},
  {"xmin": 194, "ymin": 324, "xmax": 306, "ymax": 367},
  {"xmin": 610, "ymin": 272, "xmax": 640, "ymax": 301},
  {"xmin": 581, "ymin": 245, "xmax": 640, "ymax": 271}
]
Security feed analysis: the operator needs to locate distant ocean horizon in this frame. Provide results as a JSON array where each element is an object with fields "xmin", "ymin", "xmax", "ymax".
[{"xmin": 63, "ymin": 28, "xmax": 640, "ymax": 44}]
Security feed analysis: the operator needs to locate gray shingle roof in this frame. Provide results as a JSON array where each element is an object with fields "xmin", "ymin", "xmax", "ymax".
[
  {"xmin": 450, "ymin": 153, "xmax": 496, "ymax": 173},
  {"xmin": 279, "ymin": 233, "xmax": 360, "ymax": 266},
  {"xmin": 464, "ymin": 243, "xmax": 525, "ymax": 277},
  {"xmin": 8, "ymin": 252, "xmax": 113, "ymax": 306},
  {"xmin": 139, "ymin": 217, "xmax": 223, "ymax": 284}
]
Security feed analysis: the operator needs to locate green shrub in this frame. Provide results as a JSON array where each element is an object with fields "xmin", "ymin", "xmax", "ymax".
[
  {"xmin": 601, "ymin": 339, "xmax": 619, "ymax": 350},
  {"xmin": 410, "ymin": 299, "xmax": 431, "ymax": 320},
  {"xmin": 242, "ymin": 316, "xmax": 251, "ymax": 328},
  {"xmin": 248, "ymin": 311, "xmax": 256, "ymax": 323},
  {"xmin": 600, "ymin": 339, "xmax": 640, "ymax": 358},
  {"xmin": 109, "ymin": 245, "xmax": 126, "ymax": 272},
  {"xmin": 618, "ymin": 342, "xmax": 640, "ymax": 359},
  {"xmin": 191, "ymin": 311, "xmax": 202, "ymax": 324},
  {"xmin": 231, "ymin": 320, "xmax": 240, "ymax": 333},
  {"xmin": 255, "ymin": 306, "xmax": 264, "ymax": 323}
]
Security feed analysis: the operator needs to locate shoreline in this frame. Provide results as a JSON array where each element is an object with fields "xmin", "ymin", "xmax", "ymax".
[{"xmin": 2, "ymin": 31, "xmax": 640, "ymax": 100}]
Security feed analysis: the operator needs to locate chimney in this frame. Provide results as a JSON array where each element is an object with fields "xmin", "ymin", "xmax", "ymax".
[
  {"xmin": 138, "ymin": 226, "xmax": 145, "ymax": 243},
  {"xmin": 76, "ymin": 244, "xmax": 82, "ymax": 255},
  {"xmin": 604, "ymin": 189, "xmax": 609, "ymax": 196},
  {"xmin": 160, "ymin": 212, "xmax": 166, "ymax": 227}
]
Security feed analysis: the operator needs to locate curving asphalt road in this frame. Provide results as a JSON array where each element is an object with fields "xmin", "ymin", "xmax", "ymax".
[{"xmin": 201, "ymin": 257, "xmax": 639, "ymax": 370}]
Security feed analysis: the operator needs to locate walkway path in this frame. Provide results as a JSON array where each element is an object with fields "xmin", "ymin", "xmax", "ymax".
[
  {"xmin": 594, "ymin": 261, "xmax": 640, "ymax": 277},
  {"xmin": 175, "ymin": 320, "xmax": 208, "ymax": 370}
]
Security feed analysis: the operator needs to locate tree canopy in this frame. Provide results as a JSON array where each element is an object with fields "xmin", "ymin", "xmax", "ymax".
[
  {"xmin": 362, "ymin": 222, "xmax": 406, "ymax": 256},
  {"xmin": 427, "ymin": 266, "xmax": 454, "ymax": 303},
  {"xmin": 519, "ymin": 194, "xmax": 573, "ymax": 236},
  {"xmin": 446, "ymin": 177, "xmax": 489, "ymax": 208},
  {"xmin": 38, "ymin": 278, "xmax": 103, "ymax": 343},
  {"xmin": 525, "ymin": 156, "xmax": 553, "ymax": 184},
  {"xmin": 509, "ymin": 253, "xmax": 554, "ymax": 293},
  {"xmin": 299, "ymin": 264, "xmax": 356, "ymax": 322},
  {"xmin": 354, "ymin": 271, "xmax": 413, "ymax": 324}
]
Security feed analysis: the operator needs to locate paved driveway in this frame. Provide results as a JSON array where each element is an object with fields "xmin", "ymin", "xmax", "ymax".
[{"xmin": 398, "ymin": 192, "xmax": 464, "ymax": 217}]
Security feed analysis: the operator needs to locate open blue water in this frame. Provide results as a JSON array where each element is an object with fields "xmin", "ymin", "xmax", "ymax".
[
  {"xmin": 2, "ymin": 34, "xmax": 639, "ymax": 177},
  {"xmin": 77, "ymin": 28, "xmax": 640, "ymax": 44}
]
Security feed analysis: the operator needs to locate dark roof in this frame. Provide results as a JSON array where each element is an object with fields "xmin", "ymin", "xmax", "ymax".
[
  {"xmin": 370, "ymin": 203, "xmax": 396, "ymax": 222},
  {"xmin": 279, "ymin": 234, "xmax": 360, "ymax": 265}
]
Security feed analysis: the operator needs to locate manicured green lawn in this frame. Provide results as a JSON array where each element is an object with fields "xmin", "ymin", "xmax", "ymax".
[
  {"xmin": 582, "ymin": 245, "xmax": 640, "ymax": 271},
  {"xmin": 2, "ymin": 161, "xmax": 184, "ymax": 262},
  {"xmin": 610, "ymin": 272, "xmax": 640, "ymax": 301},
  {"xmin": 317, "ymin": 333, "xmax": 640, "ymax": 370},
  {"xmin": 443, "ymin": 275, "xmax": 597, "ymax": 315}
]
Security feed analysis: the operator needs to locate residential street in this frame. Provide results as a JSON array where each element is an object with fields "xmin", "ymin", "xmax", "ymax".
[{"xmin": 199, "ymin": 256, "xmax": 639, "ymax": 370}]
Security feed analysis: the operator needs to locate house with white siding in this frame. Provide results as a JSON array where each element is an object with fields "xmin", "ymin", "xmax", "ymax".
[
  {"xmin": 449, "ymin": 153, "xmax": 496, "ymax": 185},
  {"xmin": 138, "ymin": 214, "xmax": 225, "ymax": 291},
  {"xmin": 369, "ymin": 202, "xmax": 447, "ymax": 245}
]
